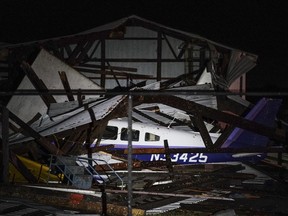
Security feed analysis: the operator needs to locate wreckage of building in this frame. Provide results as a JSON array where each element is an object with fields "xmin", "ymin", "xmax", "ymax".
[{"xmin": 0, "ymin": 15, "xmax": 287, "ymax": 215}]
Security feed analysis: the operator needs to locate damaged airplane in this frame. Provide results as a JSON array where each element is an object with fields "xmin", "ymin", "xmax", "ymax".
[{"xmin": 86, "ymin": 97, "xmax": 283, "ymax": 164}]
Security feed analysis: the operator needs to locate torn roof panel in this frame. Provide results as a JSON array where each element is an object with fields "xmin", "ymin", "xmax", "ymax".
[
  {"xmin": 169, "ymin": 84, "xmax": 217, "ymax": 110},
  {"xmin": 9, "ymin": 95, "xmax": 127, "ymax": 144},
  {"xmin": 7, "ymin": 49, "xmax": 102, "ymax": 123}
]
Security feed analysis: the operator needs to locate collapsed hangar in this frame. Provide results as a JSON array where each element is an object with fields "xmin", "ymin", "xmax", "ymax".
[
  {"xmin": 0, "ymin": 15, "xmax": 267, "ymax": 156},
  {"xmin": 0, "ymin": 15, "xmax": 287, "ymax": 215},
  {"xmin": 0, "ymin": 15, "xmax": 257, "ymax": 91}
]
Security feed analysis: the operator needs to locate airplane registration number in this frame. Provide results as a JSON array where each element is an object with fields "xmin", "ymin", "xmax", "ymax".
[{"xmin": 150, "ymin": 153, "xmax": 208, "ymax": 163}]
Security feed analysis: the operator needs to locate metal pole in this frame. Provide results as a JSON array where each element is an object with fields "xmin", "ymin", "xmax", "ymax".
[
  {"xmin": 127, "ymin": 94, "xmax": 133, "ymax": 216},
  {"xmin": 1, "ymin": 105, "xmax": 9, "ymax": 184},
  {"xmin": 100, "ymin": 185, "xmax": 107, "ymax": 216}
]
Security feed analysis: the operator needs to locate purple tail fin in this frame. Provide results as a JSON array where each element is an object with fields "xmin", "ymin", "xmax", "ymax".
[{"xmin": 221, "ymin": 98, "xmax": 282, "ymax": 148}]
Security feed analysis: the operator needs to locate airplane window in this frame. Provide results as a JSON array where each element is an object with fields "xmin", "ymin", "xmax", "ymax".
[
  {"xmin": 102, "ymin": 126, "xmax": 118, "ymax": 140},
  {"xmin": 120, "ymin": 128, "xmax": 140, "ymax": 141},
  {"xmin": 145, "ymin": 132, "xmax": 160, "ymax": 141}
]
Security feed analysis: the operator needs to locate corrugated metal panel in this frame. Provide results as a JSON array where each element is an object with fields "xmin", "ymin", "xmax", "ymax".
[
  {"xmin": 171, "ymin": 84, "xmax": 217, "ymax": 109},
  {"xmin": 106, "ymin": 39, "xmax": 157, "ymax": 58},
  {"xmin": 103, "ymin": 27, "xmax": 186, "ymax": 88},
  {"xmin": 226, "ymin": 51, "xmax": 257, "ymax": 86}
]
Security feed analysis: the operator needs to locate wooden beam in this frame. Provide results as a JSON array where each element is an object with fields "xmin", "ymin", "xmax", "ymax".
[
  {"xmin": 63, "ymin": 130, "xmax": 88, "ymax": 155},
  {"xmin": 8, "ymin": 110, "xmax": 62, "ymax": 155},
  {"xmin": 0, "ymin": 185, "xmax": 146, "ymax": 216},
  {"xmin": 163, "ymin": 33, "xmax": 178, "ymax": 59},
  {"xmin": 60, "ymin": 131, "xmax": 84, "ymax": 154},
  {"xmin": 89, "ymin": 58, "xmax": 188, "ymax": 62},
  {"xmin": 12, "ymin": 112, "xmax": 43, "ymax": 135},
  {"xmin": 85, "ymin": 123, "xmax": 93, "ymax": 166},
  {"xmin": 177, "ymin": 42, "xmax": 188, "ymax": 59},
  {"xmin": 74, "ymin": 40, "xmax": 95, "ymax": 64},
  {"xmin": 45, "ymin": 41, "xmax": 64, "ymax": 60},
  {"xmin": 212, "ymin": 126, "xmax": 235, "ymax": 149},
  {"xmin": 137, "ymin": 95, "xmax": 285, "ymax": 142},
  {"xmin": 107, "ymin": 37, "xmax": 162, "ymax": 40},
  {"xmin": 164, "ymin": 139, "xmax": 174, "ymax": 180},
  {"xmin": 190, "ymin": 114, "xmax": 214, "ymax": 149},
  {"xmin": 106, "ymin": 61, "xmax": 122, "ymax": 89},
  {"xmin": 78, "ymin": 63, "xmax": 138, "ymax": 72},
  {"xmin": 66, "ymin": 40, "xmax": 87, "ymax": 65},
  {"xmin": 89, "ymin": 40, "xmax": 101, "ymax": 59},
  {"xmin": 157, "ymin": 31, "xmax": 162, "ymax": 81},
  {"xmin": 9, "ymin": 150, "xmax": 38, "ymax": 183},
  {"xmin": 21, "ymin": 61, "xmax": 56, "ymax": 107},
  {"xmin": 58, "ymin": 71, "xmax": 75, "ymax": 101},
  {"xmin": 132, "ymin": 108, "xmax": 167, "ymax": 127},
  {"xmin": 100, "ymin": 39, "xmax": 106, "ymax": 88},
  {"xmin": 75, "ymin": 67, "xmax": 151, "ymax": 79}
]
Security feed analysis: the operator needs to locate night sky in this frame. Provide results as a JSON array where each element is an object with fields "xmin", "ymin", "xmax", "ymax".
[{"xmin": 1, "ymin": 0, "xmax": 288, "ymax": 91}]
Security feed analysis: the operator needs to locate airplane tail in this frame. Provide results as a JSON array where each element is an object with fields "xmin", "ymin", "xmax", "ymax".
[{"xmin": 221, "ymin": 98, "xmax": 282, "ymax": 148}]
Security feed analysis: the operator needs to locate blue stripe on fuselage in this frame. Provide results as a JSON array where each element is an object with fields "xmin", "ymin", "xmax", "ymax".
[
  {"xmin": 133, "ymin": 152, "xmax": 265, "ymax": 164},
  {"xmin": 99, "ymin": 144, "xmax": 265, "ymax": 164}
]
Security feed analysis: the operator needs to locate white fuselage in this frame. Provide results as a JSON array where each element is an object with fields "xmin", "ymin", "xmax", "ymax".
[{"xmin": 94, "ymin": 119, "xmax": 220, "ymax": 149}]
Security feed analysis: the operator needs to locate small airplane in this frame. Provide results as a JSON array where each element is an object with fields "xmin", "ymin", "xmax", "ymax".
[{"xmin": 90, "ymin": 97, "xmax": 282, "ymax": 164}]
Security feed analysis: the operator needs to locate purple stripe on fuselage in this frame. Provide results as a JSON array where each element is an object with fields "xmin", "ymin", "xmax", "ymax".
[
  {"xmin": 134, "ymin": 153, "xmax": 265, "ymax": 164},
  {"xmin": 109, "ymin": 144, "xmax": 191, "ymax": 149},
  {"xmin": 99, "ymin": 144, "xmax": 265, "ymax": 164}
]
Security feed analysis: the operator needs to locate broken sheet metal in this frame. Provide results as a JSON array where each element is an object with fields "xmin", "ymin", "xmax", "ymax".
[
  {"xmin": 134, "ymin": 103, "xmax": 188, "ymax": 124},
  {"xmin": 211, "ymin": 50, "xmax": 257, "ymax": 89},
  {"xmin": 169, "ymin": 84, "xmax": 217, "ymax": 109},
  {"xmin": 48, "ymin": 98, "xmax": 106, "ymax": 118},
  {"xmin": 131, "ymin": 83, "xmax": 217, "ymax": 127},
  {"xmin": 131, "ymin": 76, "xmax": 216, "ymax": 126},
  {"xmin": 226, "ymin": 51, "xmax": 257, "ymax": 87},
  {"xmin": 7, "ymin": 49, "xmax": 102, "ymax": 123},
  {"xmin": 9, "ymin": 95, "xmax": 127, "ymax": 144}
]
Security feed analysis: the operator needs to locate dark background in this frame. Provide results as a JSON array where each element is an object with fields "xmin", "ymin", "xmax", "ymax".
[{"xmin": 1, "ymin": 0, "xmax": 288, "ymax": 92}]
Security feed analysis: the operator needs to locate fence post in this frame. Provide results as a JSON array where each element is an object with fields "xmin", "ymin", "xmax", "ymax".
[{"xmin": 127, "ymin": 93, "xmax": 133, "ymax": 216}]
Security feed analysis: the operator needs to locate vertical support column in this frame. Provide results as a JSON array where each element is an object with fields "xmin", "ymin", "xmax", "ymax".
[
  {"xmin": 190, "ymin": 114, "xmax": 214, "ymax": 149},
  {"xmin": 156, "ymin": 31, "xmax": 162, "ymax": 81},
  {"xmin": 187, "ymin": 44, "xmax": 193, "ymax": 74},
  {"xmin": 164, "ymin": 139, "xmax": 174, "ymax": 180},
  {"xmin": 100, "ymin": 39, "xmax": 106, "ymax": 88},
  {"xmin": 85, "ymin": 123, "xmax": 93, "ymax": 168},
  {"xmin": 1, "ymin": 105, "xmax": 9, "ymax": 184},
  {"xmin": 100, "ymin": 185, "xmax": 107, "ymax": 216},
  {"xmin": 127, "ymin": 93, "xmax": 133, "ymax": 216}
]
